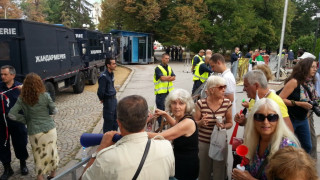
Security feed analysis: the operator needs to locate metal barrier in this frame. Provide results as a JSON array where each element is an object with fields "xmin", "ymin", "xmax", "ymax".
[{"xmin": 52, "ymin": 157, "xmax": 90, "ymax": 180}]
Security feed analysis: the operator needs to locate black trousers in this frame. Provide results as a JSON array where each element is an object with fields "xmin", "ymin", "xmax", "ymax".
[
  {"xmin": 156, "ymin": 93, "xmax": 168, "ymax": 125},
  {"xmin": 192, "ymin": 80, "xmax": 203, "ymax": 95},
  {"xmin": 103, "ymin": 98, "xmax": 118, "ymax": 133},
  {"xmin": 0, "ymin": 118, "xmax": 28, "ymax": 164}
]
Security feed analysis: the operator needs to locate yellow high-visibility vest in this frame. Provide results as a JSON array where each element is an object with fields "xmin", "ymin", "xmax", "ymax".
[
  {"xmin": 191, "ymin": 54, "xmax": 203, "ymax": 66},
  {"xmin": 153, "ymin": 65, "xmax": 174, "ymax": 95},
  {"xmin": 193, "ymin": 61, "xmax": 209, "ymax": 83}
]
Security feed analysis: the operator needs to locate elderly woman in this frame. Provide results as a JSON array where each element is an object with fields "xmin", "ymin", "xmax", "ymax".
[
  {"xmin": 9, "ymin": 73, "xmax": 59, "ymax": 180},
  {"xmin": 194, "ymin": 76, "xmax": 233, "ymax": 180},
  {"xmin": 232, "ymin": 98, "xmax": 300, "ymax": 180},
  {"xmin": 148, "ymin": 88, "xmax": 199, "ymax": 180},
  {"xmin": 279, "ymin": 58, "xmax": 318, "ymax": 155}
]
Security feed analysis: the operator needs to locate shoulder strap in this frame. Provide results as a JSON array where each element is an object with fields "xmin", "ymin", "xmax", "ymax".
[
  {"xmin": 132, "ymin": 139, "xmax": 151, "ymax": 180},
  {"xmin": 301, "ymin": 84, "xmax": 314, "ymax": 101}
]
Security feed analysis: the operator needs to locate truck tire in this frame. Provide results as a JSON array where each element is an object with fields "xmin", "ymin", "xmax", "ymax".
[
  {"xmin": 73, "ymin": 71, "xmax": 85, "ymax": 94},
  {"xmin": 88, "ymin": 67, "xmax": 98, "ymax": 85},
  {"xmin": 45, "ymin": 82, "xmax": 56, "ymax": 102}
]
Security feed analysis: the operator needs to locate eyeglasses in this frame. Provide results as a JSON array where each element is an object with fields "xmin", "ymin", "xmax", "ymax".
[
  {"xmin": 212, "ymin": 85, "xmax": 227, "ymax": 90},
  {"xmin": 253, "ymin": 113, "xmax": 279, "ymax": 122}
]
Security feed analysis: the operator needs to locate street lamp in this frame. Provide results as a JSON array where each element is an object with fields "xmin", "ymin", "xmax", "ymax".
[
  {"xmin": 82, "ymin": 24, "xmax": 90, "ymax": 29},
  {"xmin": 4, "ymin": 5, "xmax": 9, "ymax": 19},
  {"xmin": 313, "ymin": 10, "xmax": 320, "ymax": 54}
]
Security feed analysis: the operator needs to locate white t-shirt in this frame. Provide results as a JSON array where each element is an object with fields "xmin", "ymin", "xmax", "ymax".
[
  {"xmin": 220, "ymin": 69, "xmax": 236, "ymax": 119},
  {"xmin": 220, "ymin": 69, "xmax": 236, "ymax": 96}
]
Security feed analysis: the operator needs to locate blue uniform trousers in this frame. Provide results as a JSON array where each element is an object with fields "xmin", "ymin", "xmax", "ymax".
[
  {"xmin": 0, "ymin": 119, "xmax": 28, "ymax": 164},
  {"xmin": 103, "ymin": 98, "xmax": 118, "ymax": 133}
]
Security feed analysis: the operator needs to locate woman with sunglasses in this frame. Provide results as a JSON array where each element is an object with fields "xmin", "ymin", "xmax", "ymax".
[
  {"xmin": 194, "ymin": 76, "xmax": 233, "ymax": 180},
  {"xmin": 148, "ymin": 88, "xmax": 199, "ymax": 180},
  {"xmin": 279, "ymin": 58, "xmax": 318, "ymax": 155},
  {"xmin": 232, "ymin": 98, "xmax": 300, "ymax": 180}
]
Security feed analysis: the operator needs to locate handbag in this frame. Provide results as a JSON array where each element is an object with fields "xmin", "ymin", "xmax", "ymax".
[{"xmin": 208, "ymin": 126, "xmax": 227, "ymax": 161}]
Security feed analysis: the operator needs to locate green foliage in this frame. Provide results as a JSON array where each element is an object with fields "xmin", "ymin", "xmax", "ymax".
[
  {"xmin": 97, "ymin": 0, "xmax": 318, "ymax": 54},
  {"xmin": 289, "ymin": 35, "xmax": 315, "ymax": 55},
  {"xmin": 20, "ymin": 0, "xmax": 49, "ymax": 22},
  {"xmin": 315, "ymin": 38, "xmax": 320, "ymax": 61},
  {"xmin": 45, "ymin": 0, "xmax": 94, "ymax": 28}
]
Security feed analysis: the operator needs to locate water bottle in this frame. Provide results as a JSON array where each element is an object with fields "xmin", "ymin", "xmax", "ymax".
[{"xmin": 81, "ymin": 147, "xmax": 87, "ymax": 161}]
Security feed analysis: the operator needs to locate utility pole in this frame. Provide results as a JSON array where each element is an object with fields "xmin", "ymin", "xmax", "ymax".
[{"xmin": 276, "ymin": 0, "xmax": 288, "ymax": 80}]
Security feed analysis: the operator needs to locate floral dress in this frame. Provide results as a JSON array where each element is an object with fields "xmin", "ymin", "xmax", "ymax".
[{"xmin": 246, "ymin": 137, "xmax": 297, "ymax": 180}]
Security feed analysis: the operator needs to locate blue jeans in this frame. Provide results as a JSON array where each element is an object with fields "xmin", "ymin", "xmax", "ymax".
[
  {"xmin": 231, "ymin": 60, "xmax": 238, "ymax": 80},
  {"xmin": 291, "ymin": 117, "xmax": 312, "ymax": 153}
]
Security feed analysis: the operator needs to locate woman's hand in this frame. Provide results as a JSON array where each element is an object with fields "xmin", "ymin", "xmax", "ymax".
[
  {"xmin": 234, "ymin": 113, "xmax": 246, "ymax": 126},
  {"xmin": 297, "ymin": 101, "xmax": 313, "ymax": 110},
  {"xmin": 241, "ymin": 101, "xmax": 249, "ymax": 108},
  {"xmin": 232, "ymin": 169, "xmax": 256, "ymax": 180},
  {"xmin": 154, "ymin": 109, "xmax": 167, "ymax": 117},
  {"xmin": 198, "ymin": 113, "xmax": 209, "ymax": 127}
]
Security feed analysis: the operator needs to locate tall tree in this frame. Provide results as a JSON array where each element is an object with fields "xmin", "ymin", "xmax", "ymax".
[
  {"xmin": 20, "ymin": 0, "xmax": 48, "ymax": 23},
  {"xmin": 99, "ymin": 0, "xmax": 161, "ymax": 32},
  {"xmin": 99, "ymin": 0, "xmax": 206, "ymax": 48},
  {"xmin": 45, "ymin": 0, "xmax": 93, "ymax": 28},
  {"xmin": 72, "ymin": 0, "xmax": 94, "ymax": 28},
  {"xmin": 0, "ymin": 0, "xmax": 22, "ymax": 19}
]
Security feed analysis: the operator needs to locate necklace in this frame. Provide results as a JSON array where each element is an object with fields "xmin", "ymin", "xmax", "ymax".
[{"xmin": 262, "ymin": 90, "xmax": 271, "ymax": 98}]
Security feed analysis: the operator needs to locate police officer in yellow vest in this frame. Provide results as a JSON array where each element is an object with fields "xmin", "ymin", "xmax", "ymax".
[
  {"xmin": 191, "ymin": 49, "xmax": 205, "ymax": 73},
  {"xmin": 154, "ymin": 53, "xmax": 175, "ymax": 125},
  {"xmin": 192, "ymin": 55, "xmax": 213, "ymax": 94}
]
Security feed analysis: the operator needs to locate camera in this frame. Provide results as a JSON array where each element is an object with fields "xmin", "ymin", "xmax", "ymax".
[{"xmin": 309, "ymin": 100, "xmax": 320, "ymax": 117}]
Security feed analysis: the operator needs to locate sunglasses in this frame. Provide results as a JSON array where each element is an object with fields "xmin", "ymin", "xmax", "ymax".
[
  {"xmin": 253, "ymin": 113, "xmax": 279, "ymax": 122},
  {"xmin": 212, "ymin": 85, "xmax": 227, "ymax": 90}
]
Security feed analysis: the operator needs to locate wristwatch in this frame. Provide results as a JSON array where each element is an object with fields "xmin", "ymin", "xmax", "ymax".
[{"xmin": 91, "ymin": 152, "xmax": 98, "ymax": 158}]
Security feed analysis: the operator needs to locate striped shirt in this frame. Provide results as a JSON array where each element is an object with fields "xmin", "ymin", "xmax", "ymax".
[{"xmin": 197, "ymin": 98, "xmax": 232, "ymax": 143}]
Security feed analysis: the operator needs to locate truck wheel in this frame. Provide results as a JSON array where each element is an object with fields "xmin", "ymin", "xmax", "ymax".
[
  {"xmin": 88, "ymin": 68, "xmax": 98, "ymax": 85},
  {"xmin": 45, "ymin": 82, "xmax": 56, "ymax": 102},
  {"xmin": 73, "ymin": 71, "xmax": 85, "ymax": 94}
]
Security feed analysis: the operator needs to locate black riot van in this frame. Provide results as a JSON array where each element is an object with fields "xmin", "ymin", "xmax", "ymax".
[
  {"xmin": 73, "ymin": 28, "xmax": 106, "ymax": 85},
  {"xmin": 0, "ymin": 19, "xmax": 85, "ymax": 101}
]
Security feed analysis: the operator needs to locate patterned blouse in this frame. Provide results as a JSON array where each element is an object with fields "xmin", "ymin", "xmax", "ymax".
[
  {"xmin": 246, "ymin": 137, "xmax": 297, "ymax": 180},
  {"xmin": 196, "ymin": 98, "xmax": 232, "ymax": 144}
]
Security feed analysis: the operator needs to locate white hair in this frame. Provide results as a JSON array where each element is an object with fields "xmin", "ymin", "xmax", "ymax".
[
  {"xmin": 244, "ymin": 70, "xmax": 268, "ymax": 89},
  {"xmin": 244, "ymin": 98, "xmax": 300, "ymax": 161},
  {"xmin": 165, "ymin": 89, "xmax": 195, "ymax": 115},
  {"xmin": 206, "ymin": 75, "xmax": 226, "ymax": 91}
]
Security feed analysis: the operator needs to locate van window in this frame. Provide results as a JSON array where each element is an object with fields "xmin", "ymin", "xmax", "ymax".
[
  {"xmin": 0, "ymin": 41, "xmax": 10, "ymax": 61},
  {"xmin": 71, "ymin": 43, "xmax": 80, "ymax": 56}
]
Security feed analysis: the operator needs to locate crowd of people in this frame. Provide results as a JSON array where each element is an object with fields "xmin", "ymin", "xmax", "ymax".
[
  {"xmin": 0, "ymin": 47, "xmax": 320, "ymax": 180},
  {"xmin": 82, "ymin": 49, "xmax": 319, "ymax": 180}
]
